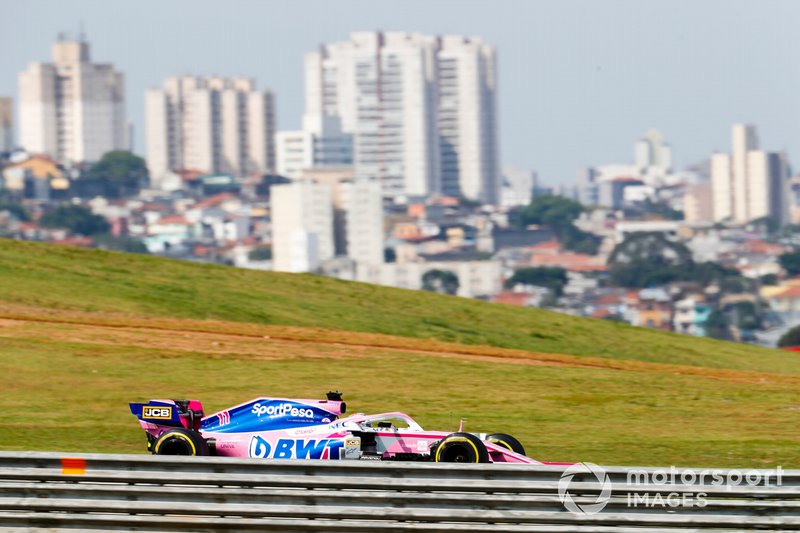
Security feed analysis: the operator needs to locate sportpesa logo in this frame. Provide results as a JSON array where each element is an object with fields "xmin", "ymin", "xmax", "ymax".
[
  {"xmin": 251, "ymin": 402, "xmax": 314, "ymax": 419},
  {"xmin": 558, "ymin": 462, "xmax": 613, "ymax": 514}
]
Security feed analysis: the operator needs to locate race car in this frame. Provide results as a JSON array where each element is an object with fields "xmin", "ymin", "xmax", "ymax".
[{"xmin": 130, "ymin": 392, "xmax": 537, "ymax": 463}]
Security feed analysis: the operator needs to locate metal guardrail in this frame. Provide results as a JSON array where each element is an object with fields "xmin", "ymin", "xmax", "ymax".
[{"xmin": 0, "ymin": 451, "xmax": 797, "ymax": 531}]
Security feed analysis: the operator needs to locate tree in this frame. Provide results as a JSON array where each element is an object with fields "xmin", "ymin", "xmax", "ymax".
[
  {"xmin": 248, "ymin": 246, "xmax": 272, "ymax": 261},
  {"xmin": 559, "ymin": 224, "xmax": 601, "ymax": 255},
  {"xmin": 779, "ymin": 251, "xmax": 800, "ymax": 277},
  {"xmin": 705, "ymin": 310, "xmax": 731, "ymax": 340},
  {"xmin": 505, "ymin": 266, "xmax": 568, "ymax": 296},
  {"xmin": 749, "ymin": 216, "xmax": 780, "ymax": 235},
  {"xmin": 516, "ymin": 195, "xmax": 583, "ymax": 229},
  {"xmin": 40, "ymin": 205, "xmax": 110, "ymax": 236},
  {"xmin": 760, "ymin": 273, "xmax": 779, "ymax": 286},
  {"xmin": 731, "ymin": 301, "xmax": 762, "ymax": 331},
  {"xmin": 0, "ymin": 201, "xmax": 29, "ymax": 221},
  {"xmin": 607, "ymin": 233, "xmax": 754, "ymax": 292},
  {"xmin": 607, "ymin": 232, "xmax": 694, "ymax": 288},
  {"xmin": 82, "ymin": 151, "xmax": 149, "ymax": 197},
  {"xmin": 692, "ymin": 262, "xmax": 741, "ymax": 286},
  {"xmin": 515, "ymin": 195, "xmax": 600, "ymax": 254},
  {"xmin": 422, "ymin": 269, "xmax": 459, "ymax": 295},
  {"xmin": 778, "ymin": 325, "xmax": 800, "ymax": 348},
  {"xmin": 94, "ymin": 234, "xmax": 149, "ymax": 254}
]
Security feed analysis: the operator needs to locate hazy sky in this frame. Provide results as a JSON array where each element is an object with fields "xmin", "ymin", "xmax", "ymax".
[{"xmin": 2, "ymin": 0, "xmax": 799, "ymax": 185}]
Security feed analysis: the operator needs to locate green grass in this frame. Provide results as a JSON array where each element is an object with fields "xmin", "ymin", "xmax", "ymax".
[
  {"xmin": 0, "ymin": 238, "xmax": 795, "ymax": 373},
  {"xmin": 0, "ymin": 238, "xmax": 798, "ymax": 467},
  {"xmin": 1, "ymin": 334, "xmax": 797, "ymax": 467}
]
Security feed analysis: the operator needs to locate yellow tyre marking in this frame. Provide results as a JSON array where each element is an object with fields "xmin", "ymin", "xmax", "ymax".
[
  {"xmin": 489, "ymin": 438, "xmax": 512, "ymax": 451},
  {"xmin": 435, "ymin": 436, "xmax": 481, "ymax": 463},
  {"xmin": 154, "ymin": 432, "xmax": 197, "ymax": 455}
]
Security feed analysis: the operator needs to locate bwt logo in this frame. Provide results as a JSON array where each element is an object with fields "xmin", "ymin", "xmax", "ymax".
[
  {"xmin": 249, "ymin": 436, "xmax": 343, "ymax": 460},
  {"xmin": 251, "ymin": 402, "xmax": 314, "ymax": 419},
  {"xmin": 558, "ymin": 462, "xmax": 612, "ymax": 514}
]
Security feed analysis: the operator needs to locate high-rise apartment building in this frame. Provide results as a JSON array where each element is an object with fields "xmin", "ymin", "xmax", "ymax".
[
  {"xmin": 292, "ymin": 168, "xmax": 384, "ymax": 266},
  {"xmin": 271, "ymin": 170, "xmax": 383, "ymax": 272},
  {"xmin": 747, "ymin": 150, "xmax": 790, "ymax": 223},
  {"xmin": 634, "ymin": 129, "xmax": 672, "ymax": 171},
  {"xmin": 271, "ymin": 180, "xmax": 334, "ymax": 272},
  {"xmin": 437, "ymin": 36, "xmax": 499, "ymax": 203},
  {"xmin": 275, "ymin": 114, "xmax": 352, "ymax": 178},
  {"xmin": 340, "ymin": 179, "xmax": 384, "ymax": 265},
  {"xmin": 0, "ymin": 97, "xmax": 13, "ymax": 152},
  {"xmin": 146, "ymin": 76, "xmax": 275, "ymax": 182},
  {"xmin": 683, "ymin": 183, "xmax": 713, "ymax": 223},
  {"xmin": 711, "ymin": 124, "xmax": 789, "ymax": 224},
  {"xmin": 731, "ymin": 124, "xmax": 759, "ymax": 221},
  {"xmin": 710, "ymin": 152, "xmax": 733, "ymax": 221},
  {"xmin": 18, "ymin": 38, "xmax": 125, "ymax": 163},
  {"xmin": 304, "ymin": 32, "xmax": 499, "ymax": 203}
]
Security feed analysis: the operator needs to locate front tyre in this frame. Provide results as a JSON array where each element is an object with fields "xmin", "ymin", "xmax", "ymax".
[
  {"xmin": 485, "ymin": 433, "xmax": 526, "ymax": 456},
  {"xmin": 153, "ymin": 428, "xmax": 209, "ymax": 456},
  {"xmin": 433, "ymin": 432, "xmax": 489, "ymax": 463}
]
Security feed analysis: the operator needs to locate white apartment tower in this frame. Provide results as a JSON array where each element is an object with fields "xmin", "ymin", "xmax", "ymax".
[
  {"xmin": 341, "ymin": 179, "xmax": 384, "ymax": 265},
  {"xmin": 275, "ymin": 114, "xmax": 352, "ymax": 178},
  {"xmin": 711, "ymin": 124, "xmax": 790, "ymax": 224},
  {"xmin": 0, "ymin": 97, "xmax": 12, "ymax": 152},
  {"xmin": 305, "ymin": 32, "xmax": 499, "ymax": 203},
  {"xmin": 271, "ymin": 180, "xmax": 334, "ymax": 272},
  {"xmin": 146, "ymin": 76, "xmax": 275, "ymax": 182},
  {"xmin": 438, "ymin": 35, "xmax": 499, "ymax": 203},
  {"xmin": 18, "ymin": 38, "xmax": 125, "ymax": 164}
]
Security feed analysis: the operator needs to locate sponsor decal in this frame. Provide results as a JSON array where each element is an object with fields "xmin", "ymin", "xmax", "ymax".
[
  {"xmin": 345, "ymin": 438, "xmax": 360, "ymax": 447},
  {"xmin": 216, "ymin": 411, "xmax": 230, "ymax": 425},
  {"xmin": 251, "ymin": 402, "xmax": 314, "ymax": 419},
  {"xmin": 416, "ymin": 440, "xmax": 429, "ymax": 452},
  {"xmin": 142, "ymin": 406, "xmax": 172, "ymax": 419},
  {"xmin": 249, "ymin": 436, "xmax": 345, "ymax": 460}
]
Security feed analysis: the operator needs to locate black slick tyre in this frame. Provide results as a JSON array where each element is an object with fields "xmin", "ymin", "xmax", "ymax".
[
  {"xmin": 433, "ymin": 432, "xmax": 489, "ymax": 463},
  {"xmin": 152, "ymin": 428, "xmax": 209, "ymax": 456},
  {"xmin": 485, "ymin": 432, "xmax": 526, "ymax": 455}
]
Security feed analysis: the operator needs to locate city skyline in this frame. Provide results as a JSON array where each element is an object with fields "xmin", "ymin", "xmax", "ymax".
[{"xmin": 1, "ymin": 0, "xmax": 799, "ymax": 184}]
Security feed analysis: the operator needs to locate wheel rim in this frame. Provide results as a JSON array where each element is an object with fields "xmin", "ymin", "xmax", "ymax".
[
  {"xmin": 158, "ymin": 436, "xmax": 193, "ymax": 455},
  {"xmin": 441, "ymin": 443, "xmax": 473, "ymax": 463}
]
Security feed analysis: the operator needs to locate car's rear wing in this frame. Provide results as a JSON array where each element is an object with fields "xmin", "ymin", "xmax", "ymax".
[{"xmin": 130, "ymin": 399, "xmax": 204, "ymax": 431}]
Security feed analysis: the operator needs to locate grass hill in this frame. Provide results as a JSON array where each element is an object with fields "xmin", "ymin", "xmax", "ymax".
[{"xmin": 0, "ymin": 238, "xmax": 798, "ymax": 467}]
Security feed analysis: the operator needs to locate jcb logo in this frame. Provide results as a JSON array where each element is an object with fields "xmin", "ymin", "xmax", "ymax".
[{"xmin": 143, "ymin": 406, "xmax": 172, "ymax": 419}]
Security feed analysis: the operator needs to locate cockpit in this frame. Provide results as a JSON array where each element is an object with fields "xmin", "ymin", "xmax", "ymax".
[{"xmin": 353, "ymin": 412, "xmax": 424, "ymax": 432}]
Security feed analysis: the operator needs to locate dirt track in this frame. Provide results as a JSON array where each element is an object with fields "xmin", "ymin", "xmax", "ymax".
[{"xmin": 0, "ymin": 307, "xmax": 795, "ymax": 386}]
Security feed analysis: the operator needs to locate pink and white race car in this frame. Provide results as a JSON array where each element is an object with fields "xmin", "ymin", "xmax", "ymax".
[{"xmin": 130, "ymin": 392, "xmax": 537, "ymax": 463}]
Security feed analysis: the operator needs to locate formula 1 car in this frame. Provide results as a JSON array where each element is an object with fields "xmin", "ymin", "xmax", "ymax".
[{"xmin": 130, "ymin": 392, "xmax": 537, "ymax": 464}]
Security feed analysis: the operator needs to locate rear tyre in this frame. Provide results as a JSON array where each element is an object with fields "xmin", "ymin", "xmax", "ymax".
[
  {"xmin": 433, "ymin": 432, "xmax": 489, "ymax": 463},
  {"xmin": 485, "ymin": 433, "xmax": 526, "ymax": 456},
  {"xmin": 152, "ymin": 428, "xmax": 209, "ymax": 456}
]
